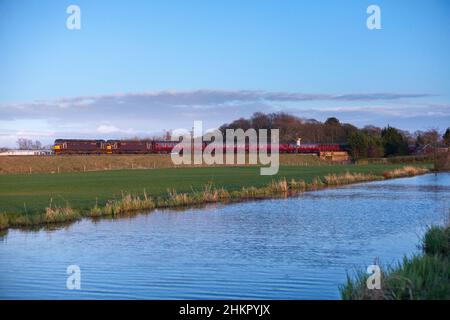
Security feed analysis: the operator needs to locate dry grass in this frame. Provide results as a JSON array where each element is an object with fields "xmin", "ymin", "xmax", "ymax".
[
  {"xmin": 0, "ymin": 154, "xmax": 328, "ymax": 175},
  {"xmin": 0, "ymin": 213, "xmax": 8, "ymax": 230},
  {"xmin": 434, "ymin": 151, "xmax": 450, "ymax": 171},
  {"xmin": 323, "ymin": 171, "xmax": 381, "ymax": 185},
  {"xmin": 44, "ymin": 199, "xmax": 80, "ymax": 224},
  {"xmin": 382, "ymin": 166, "xmax": 429, "ymax": 179}
]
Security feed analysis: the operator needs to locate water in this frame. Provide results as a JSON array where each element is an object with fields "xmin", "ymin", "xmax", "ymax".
[{"xmin": 0, "ymin": 173, "xmax": 449, "ymax": 299}]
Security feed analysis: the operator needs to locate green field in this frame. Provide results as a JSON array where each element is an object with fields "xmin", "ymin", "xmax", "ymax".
[{"xmin": 0, "ymin": 163, "xmax": 431, "ymax": 216}]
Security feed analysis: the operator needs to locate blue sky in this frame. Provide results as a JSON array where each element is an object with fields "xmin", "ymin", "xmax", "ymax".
[{"xmin": 0, "ymin": 0, "xmax": 449, "ymax": 146}]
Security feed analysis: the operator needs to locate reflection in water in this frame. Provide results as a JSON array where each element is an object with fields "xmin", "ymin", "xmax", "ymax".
[{"xmin": 0, "ymin": 173, "xmax": 449, "ymax": 299}]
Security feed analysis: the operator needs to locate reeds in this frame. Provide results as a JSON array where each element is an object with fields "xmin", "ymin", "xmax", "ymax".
[
  {"xmin": 340, "ymin": 221, "xmax": 450, "ymax": 300},
  {"xmin": 382, "ymin": 166, "xmax": 429, "ymax": 179},
  {"xmin": 44, "ymin": 199, "xmax": 80, "ymax": 223},
  {"xmin": 0, "ymin": 213, "xmax": 8, "ymax": 230},
  {"xmin": 323, "ymin": 171, "xmax": 380, "ymax": 185},
  {"xmin": 423, "ymin": 224, "xmax": 450, "ymax": 256},
  {"xmin": 100, "ymin": 192, "xmax": 156, "ymax": 216}
]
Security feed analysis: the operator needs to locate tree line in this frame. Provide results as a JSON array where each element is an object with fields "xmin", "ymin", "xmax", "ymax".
[{"xmin": 219, "ymin": 112, "xmax": 450, "ymax": 159}]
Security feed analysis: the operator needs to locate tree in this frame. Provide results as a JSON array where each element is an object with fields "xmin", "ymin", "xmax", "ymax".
[
  {"xmin": 415, "ymin": 133, "xmax": 425, "ymax": 149},
  {"xmin": 16, "ymin": 138, "xmax": 33, "ymax": 150},
  {"xmin": 16, "ymin": 138, "xmax": 43, "ymax": 150},
  {"xmin": 381, "ymin": 126, "xmax": 409, "ymax": 156},
  {"xmin": 362, "ymin": 125, "xmax": 382, "ymax": 137},
  {"xmin": 34, "ymin": 140, "xmax": 42, "ymax": 150},
  {"xmin": 366, "ymin": 135, "xmax": 384, "ymax": 158},
  {"xmin": 348, "ymin": 131, "xmax": 368, "ymax": 160},
  {"xmin": 421, "ymin": 129, "xmax": 440, "ymax": 147},
  {"xmin": 443, "ymin": 128, "xmax": 450, "ymax": 147},
  {"xmin": 250, "ymin": 112, "xmax": 272, "ymax": 130},
  {"xmin": 324, "ymin": 117, "xmax": 340, "ymax": 126}
]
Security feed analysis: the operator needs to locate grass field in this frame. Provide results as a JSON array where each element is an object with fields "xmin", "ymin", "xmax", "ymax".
[
  {"xmin": 0, "ymin": 163, "xmax": 431, "ymax": 216},
  {"xmin": 0, "ymin": 153, "xmax": 327, "ymax": 175}
]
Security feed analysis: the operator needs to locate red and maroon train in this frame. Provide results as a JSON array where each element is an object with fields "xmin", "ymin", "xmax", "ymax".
[{"xmin": 53, "ymin": 139, "xmax": 346, "ymax": 155}]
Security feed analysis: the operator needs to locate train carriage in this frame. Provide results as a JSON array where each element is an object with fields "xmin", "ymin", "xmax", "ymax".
[
  {"xmin": 107, "ymin": 140, "xmax": 152, "ymax": 154},
  {"xmin": 152, "ymin": 140, "xmax": 208, "ymax": 154},
  {"xmin": 53, "ymin": 139, "xmax": 106, "ymax": 155}
]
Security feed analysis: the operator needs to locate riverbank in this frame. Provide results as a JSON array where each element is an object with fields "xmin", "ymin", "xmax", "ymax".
[
  {"xmin": 340, "ymin": 220, "xmax": 450, "ymax": 300},
  {"xmin": 0, "ymin": 164, "xmax": 431, "ymax": 230}
]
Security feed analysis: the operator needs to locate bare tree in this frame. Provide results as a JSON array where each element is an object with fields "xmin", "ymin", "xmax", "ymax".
[
  {"xmin": 16, "ymin": 138, "xmax": 43, "ymax": 150},
  {"xmin": 17, "ymin": 138, "xmax": 33, "ymax": 150}
]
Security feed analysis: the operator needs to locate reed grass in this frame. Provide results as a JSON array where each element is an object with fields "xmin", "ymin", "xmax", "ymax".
[
  {"xmin": 340, "ymin": 221, "xmax": 450, "ymax": 300},
  {"xmin": 323, "ymin": 172, "xmax": 381, "ymax": 185},
  {"xmin": 423, "ymin": 224, "xmax": 450, "ymax": 256},
  {"xmin": 382, "ymin": 166, "xmax": 429, "ymax": 179},
  {"xmin": 0, "ymin": 213, "xmax": 8, "ymax": 230}
]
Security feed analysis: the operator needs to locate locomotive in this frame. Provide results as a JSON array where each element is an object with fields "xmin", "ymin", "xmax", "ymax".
[{"xmin": 53, "ymin": 139, "xmax": 346, "ymax": 155}]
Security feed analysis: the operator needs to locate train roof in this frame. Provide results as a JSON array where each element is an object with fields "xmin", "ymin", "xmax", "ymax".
[
  {"xmin": 54, "ymin": 139, "xmax": 106, "ymax": 143},
  {"xmin": 106, "ymin": 139, "xmax": 153, "ymax": 143}
]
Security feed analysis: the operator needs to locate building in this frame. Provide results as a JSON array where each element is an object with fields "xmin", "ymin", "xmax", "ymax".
[
  {"xmin": 319, "ymin": 151, "xmax": 350, "ymax": 162},
  {"xmin": 416, "ymin": 144, "xmax": 449, "ymax": 155},
  {"xmin": 0, "ymin": 149, "xmax": 52, "ymax": 156}
]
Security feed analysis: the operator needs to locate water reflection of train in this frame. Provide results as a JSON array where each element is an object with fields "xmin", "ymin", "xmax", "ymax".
[{"xmin": 53, "ymin": 139, "xmax": 347, "ymax": 155}]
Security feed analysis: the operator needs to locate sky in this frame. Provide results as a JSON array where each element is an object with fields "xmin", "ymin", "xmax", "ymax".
[{"xmin": 0, "ymin": 0, "xmax": 449, "ymax": 147}]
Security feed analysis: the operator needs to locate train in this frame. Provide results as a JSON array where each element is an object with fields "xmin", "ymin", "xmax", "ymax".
[{"xmin": 53, "ymin": 139, "xmax": 347, "ymax": 155}]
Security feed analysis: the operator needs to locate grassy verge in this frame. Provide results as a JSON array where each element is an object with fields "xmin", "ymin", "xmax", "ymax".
[
  {"xmin": 0, "ymin": 164, "xmax": 431, "ymax": 230},
  {"xmin": 340, "ymin": 220, "xmax": 450, "ymax": 300}
]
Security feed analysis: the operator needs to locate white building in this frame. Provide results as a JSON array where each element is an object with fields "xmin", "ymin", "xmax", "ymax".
[{"xmin": 0, "ymin": 149, "xmax": 52, "ymax": 156}]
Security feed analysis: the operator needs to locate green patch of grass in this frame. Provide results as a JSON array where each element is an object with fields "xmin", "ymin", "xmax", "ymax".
[{"xmin": 340, "ymin": 222, "xmax": 450, "ymax": 300}]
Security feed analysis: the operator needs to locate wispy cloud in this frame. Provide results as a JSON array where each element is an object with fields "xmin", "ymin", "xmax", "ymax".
[{"xmin": 0, "ymin": 89, "xmax": 446, "ymax": 147}]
